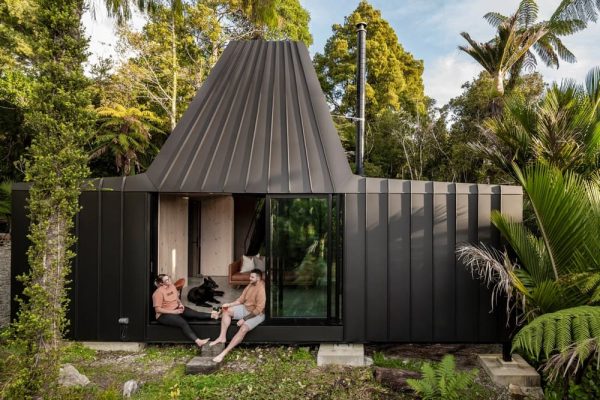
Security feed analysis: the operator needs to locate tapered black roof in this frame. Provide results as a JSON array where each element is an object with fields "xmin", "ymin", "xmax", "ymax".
[{"xmin": 146, "ymin": 40, "xmax": 355, "ymax": 193}]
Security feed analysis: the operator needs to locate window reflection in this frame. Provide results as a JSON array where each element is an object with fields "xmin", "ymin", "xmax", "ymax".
[{"xmin": 270, "ymin": 197, "xmax": 330, "ymax": 318}]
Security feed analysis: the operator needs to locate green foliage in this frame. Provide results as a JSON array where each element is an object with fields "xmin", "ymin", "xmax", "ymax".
[
  {"xmin": 0, "ymin": 181, "xmax": 11, "ymax": 233},
  {"xmin": 406, "ymin": 355, "xmax": 478, "ymax": 400},
  {"xmin": 133, "ymin": 346, "xmax": 379, "ymax": 400},
  {"xmin": 91, "ymin": 103, "xmax": 162, "ymax": 175},
  {"xmin": 372, "ymin": 352, "xmax": 422, "ymax": 371},
  {"xmin": 481, "ymin": 67, "xmax": 600, "ymax": 178},
  {"xmin": 141, "ymin": 344, "xmax": 197, "ymax": 363},
  {"xmin": 313, "ymin": 1, "xmax": 425, "ymax": 119},
  {"xmin": 512, "ymin": 306, "xmax": 600, "ymax": 359},
  {"xmin": 444, "ymin": 71, "xmax": 544, "ymax": 183},
  {"xmin": 459, "ymin": 0, "xmax": 585, "ymax": 96},
  {"xmin": 60, "ymin": 342, "xmax": 97, "ymax": 364},
  {"xmin": 266, "ymin": 0, "xmax": 312, "ymax": 45},
  {"xmin": 544, "ymin": 362, "xmax": 600, "ymax": 400},
  {"xmin": 458, "ymin": 163, "xmax": 600, "ymax": 323}
]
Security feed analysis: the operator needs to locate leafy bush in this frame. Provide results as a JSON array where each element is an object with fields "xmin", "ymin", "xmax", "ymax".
[
  {"xmin": 544, "ymin": 363, "xmax": 600, "ymax": 400},
  {"xmin": 406, "ymin": 355, "xmax": 478, "ymax": 400}
]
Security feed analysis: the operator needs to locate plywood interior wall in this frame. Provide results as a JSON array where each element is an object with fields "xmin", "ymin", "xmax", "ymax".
[
  {"xmin": 158, "ymin": 195, "xmax": 188, "ymax": 284},
  {"xmin": 201, "ymin": 196, "xmax": 234, "ymax": 277}
]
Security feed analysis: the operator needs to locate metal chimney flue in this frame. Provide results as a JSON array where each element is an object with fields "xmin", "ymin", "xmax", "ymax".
[{"xmin": 355, "ymin": 22, "xmax": 367, "ymax": 176}]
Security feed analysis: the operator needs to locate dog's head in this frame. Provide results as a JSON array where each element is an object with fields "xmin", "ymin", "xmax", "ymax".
[{"xmin": 203, "ymin": 277, "xmax": 218, "ymax": 289}]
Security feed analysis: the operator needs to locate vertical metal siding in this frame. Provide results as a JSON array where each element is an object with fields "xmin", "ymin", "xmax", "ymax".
[
  {"xmin": 122, "ymin": 193, "xmax": 149, "ymax": 340},
  {"xmin": 410, "ymin": 182, "xmax": 434, "ymax": 341},
  {"xmin": 345, "ymin": 180, "xmax": 521, "ymax": 343},
  {"xmin": 454, "ymin": 185, "xmax": 480, "ymax": 341},
  {"xmin": 76, "ymin": 191, "xmax": 101, "ymax": 339},
  {"xmin": 343, "ymin": 193, "xmax": 366, "ymax": 341},
  {"xmin": 433, "ymin": 183, "xmax": 456, "ymax": 341},
  {"xmin": 387, "ymin": 181, "xmax": 411, "ymax": 341},
  {"xmin": 9, "ymin": 190, "xmax": 30, "ymax": 322},
  {"xmin": 98, "ymin": 191, "xmax": 122, "ymax": 340},
  {"xmin": 366, "ymin": 180, "xmax": 388, "ymax": 341}
]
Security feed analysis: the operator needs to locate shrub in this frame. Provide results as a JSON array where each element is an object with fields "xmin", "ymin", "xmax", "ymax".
[{"xmin": 406, "ymin": 355, "xmax": 478, "ymax": 400}]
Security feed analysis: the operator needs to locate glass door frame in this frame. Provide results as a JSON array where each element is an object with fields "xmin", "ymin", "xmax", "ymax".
[{"xmin": 265, "ymin": 194, "xmax": 343, "ymax": 325}]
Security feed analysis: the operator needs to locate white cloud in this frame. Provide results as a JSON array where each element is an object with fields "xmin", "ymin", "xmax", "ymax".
[{"xmin": 424, "ymin": 51, "xmax": 482, "ymax": 106}]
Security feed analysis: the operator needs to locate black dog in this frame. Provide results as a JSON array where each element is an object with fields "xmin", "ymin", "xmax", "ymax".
[{"xmin": 187, "ymin": 277, "xmax": 224, "ymax": 307}]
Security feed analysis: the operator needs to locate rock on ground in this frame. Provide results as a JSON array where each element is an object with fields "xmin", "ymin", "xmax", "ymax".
[
  {"xmin": 123, "ymin": 380, "xmax": 140, "ymax": 398},
  {"xmin": 59, "ymin": 364, "xmax": 90, "ymax": 387}
]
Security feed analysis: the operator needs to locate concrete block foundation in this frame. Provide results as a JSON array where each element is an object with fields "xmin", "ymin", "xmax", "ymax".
[
  {"xmin": 317, "ymin": 343, "xmax": 367, "ymax": 367},
  {"xmin": 478, "ymin": 354, "xmax": 541, "ymax": 387}
]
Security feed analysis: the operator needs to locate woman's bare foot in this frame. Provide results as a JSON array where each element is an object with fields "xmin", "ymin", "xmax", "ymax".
[
  {"xmin": 209, "ymin": 338, "xmax": 226, "ymax": 347},
  {"xmin": 212, "ymin": 353, "xmax": 225, "ymax": 363},
  {"xmin": 195, "ymin": 338, "xmax": 210, "ymax": 347}
]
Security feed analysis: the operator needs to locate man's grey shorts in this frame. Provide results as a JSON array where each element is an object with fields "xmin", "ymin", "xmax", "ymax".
[{"xmin": 230, "ymin": 305, "xmax": 265, "ymax": 330}]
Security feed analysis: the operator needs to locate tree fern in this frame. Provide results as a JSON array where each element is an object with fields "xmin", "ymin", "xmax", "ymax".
[
  {"xmin": 406, "ymin": 355, "xmax": 477, "ymax": 400},
  {"xmin": 512, "ymin": 306, "xmax": 600, "ymax": 361}
]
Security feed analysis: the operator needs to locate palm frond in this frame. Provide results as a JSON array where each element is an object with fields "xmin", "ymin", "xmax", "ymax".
[
  {"xmin": 514, "ymin": 164, "xmax": 596, "ymax": 276},
  {"xmin": 456, "ymin": 243, "xmax": 524, "ymax": 317},
  {"xmin": 585, "ymin": 66, "xmax": 600, "ymax": 111}
]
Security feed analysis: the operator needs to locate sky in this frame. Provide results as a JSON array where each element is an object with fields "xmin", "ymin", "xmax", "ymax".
[{"xmin": 83, "ymin": 0, "xmax": 600, "ymax": 107}]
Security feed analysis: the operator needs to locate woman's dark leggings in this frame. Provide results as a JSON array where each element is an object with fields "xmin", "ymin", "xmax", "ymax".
[{"xmin": 157, "ymin": 307, "xmax": 210, "ymax": 342}]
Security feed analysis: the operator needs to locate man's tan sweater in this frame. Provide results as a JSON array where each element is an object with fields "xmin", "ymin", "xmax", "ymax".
[{"xmin": 236, "ymin": 280, "xmax": 266, "ymax": 315}]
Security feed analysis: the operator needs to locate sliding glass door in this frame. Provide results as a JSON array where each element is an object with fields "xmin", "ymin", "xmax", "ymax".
[{"xmin": 268, "ymin": 195, "xmax": 342, "ymax": 322}]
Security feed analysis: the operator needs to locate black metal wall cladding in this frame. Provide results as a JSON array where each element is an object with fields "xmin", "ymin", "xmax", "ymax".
[
  {"xmin": 343, "ymin": 178, "xmax": 522, "ymax": 343},
  {"xmin": 11, "ymin": 177, "xmax": 154, "ymax": 342}
]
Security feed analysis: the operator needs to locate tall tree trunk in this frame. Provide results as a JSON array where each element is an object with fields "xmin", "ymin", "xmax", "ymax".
[{"xmin": 496, "ymin": 71, "xmax": 505, "ymax": 96}]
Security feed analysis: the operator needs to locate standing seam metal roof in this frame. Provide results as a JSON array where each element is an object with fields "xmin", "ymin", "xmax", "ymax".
[{"xmin": 146, "ymin": 40, "xmax": 354, "ymax": 193}]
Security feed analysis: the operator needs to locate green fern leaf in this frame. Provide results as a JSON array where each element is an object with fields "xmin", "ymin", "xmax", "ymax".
[
  {"xmin": 573, "ymin": 314, "xmax": 590, "ymax": 342},
  {"xmin": 542, "ymin": 319, "xmax": 557, "ymax": 358},
  {"xmin": 513, "ymin": 306, "xmax": 600, "ymax": 361},
  {"xmin": 556, "ymin": 315, "xmax": 573, "ymax": 351}
]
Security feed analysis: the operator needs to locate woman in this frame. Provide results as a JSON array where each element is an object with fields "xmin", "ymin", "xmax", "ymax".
[{"xmin": 152, "ymin": 274, "xmax": 212, "ymax": 348}]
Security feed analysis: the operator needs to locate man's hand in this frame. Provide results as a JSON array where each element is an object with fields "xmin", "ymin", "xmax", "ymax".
[
  {"xmin": 237, "ymin": 319, "xmax": 245, "ymax": 327},
  {"xmin": 175, "ymin": 307, "xmax": 184, "ymax": 314}
]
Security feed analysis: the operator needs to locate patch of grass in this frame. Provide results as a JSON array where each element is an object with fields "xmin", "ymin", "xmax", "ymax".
[
  {"xmin": 372, "ymin": 352, "xmax": 422, "ymax": 371},
  {"xmin": 58, "ymin": 386, "xmax": 122, "ymax": 400},
  {"xmin": 134, "ymin": 346, "xmax": 396, "ymax": 400},
  {"xmin": 61, "ymin": 342, "xmax": 97, "ymax": 364},
  {"xmin": 290, "ymin": 346, "xmax": 314, "ymax": 361},
  {"xmin": 141, "ymin": 345, "xmax": 197, "ymax": 363}
]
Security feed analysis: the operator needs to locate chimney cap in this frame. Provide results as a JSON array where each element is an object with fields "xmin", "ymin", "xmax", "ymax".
[{"xmin": 356, "ymin": 22, "xmax": 367, "ymax": 31}]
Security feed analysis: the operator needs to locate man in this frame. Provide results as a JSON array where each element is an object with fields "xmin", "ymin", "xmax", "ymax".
[{"xmin": 210, "ymin": 268, "xmax": 266, "ymax": 362}]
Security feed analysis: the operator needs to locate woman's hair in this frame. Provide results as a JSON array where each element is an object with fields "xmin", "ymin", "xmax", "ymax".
[{"xmin": 154, "ymin": 274, "xmax": 168, "ymax": 287}]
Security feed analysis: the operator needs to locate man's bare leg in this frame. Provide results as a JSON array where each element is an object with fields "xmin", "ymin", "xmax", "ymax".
[
  {"xmin": 213, "ymin": 325, "xmax": 249, "ymax": 363},
  {"xmin": 210, "ymin": 310, "xmax": 232, "ymax": 346}
]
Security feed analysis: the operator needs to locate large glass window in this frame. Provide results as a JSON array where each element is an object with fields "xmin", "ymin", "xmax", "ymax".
[{"xmin": 268, "ymin": 196, "xmax": 341, "ymax": 320}]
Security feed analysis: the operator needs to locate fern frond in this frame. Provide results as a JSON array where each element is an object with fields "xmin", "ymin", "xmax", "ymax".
[
  {"xmin": 543, "ymin": 337, "xmax": 600, "ymax": 381},
  {"xmin": 513, "ymin": 306, "xmax": 600, "ymax": 360}
]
